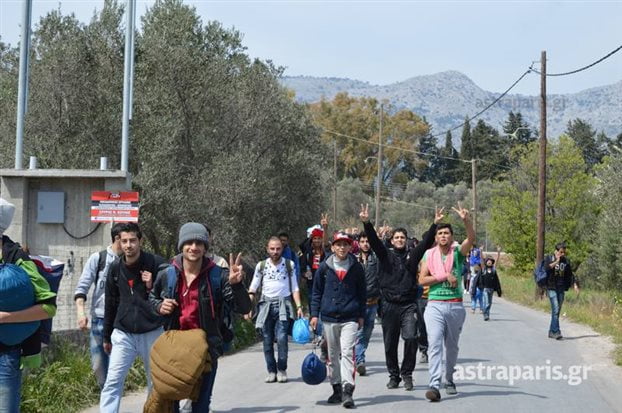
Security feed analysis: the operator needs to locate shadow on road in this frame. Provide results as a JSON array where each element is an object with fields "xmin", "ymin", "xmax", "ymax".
[
  {"xmin": 339, "ymin": 394, "xmax": 416, "ymax": 407},
  {"xmin": 457, "ymin": 358, "xmax": 491, "ymax": 363},
  {"xmin": 217, "ymin": 407, "xmax": 298, "ymax": 412},
  {"xmin": 451, "ymin": 389, "xmax": 547, "ymax": 399},
  {"xmin": 560, "ymin": 334, "xmax": 600, "ymax": 340}
]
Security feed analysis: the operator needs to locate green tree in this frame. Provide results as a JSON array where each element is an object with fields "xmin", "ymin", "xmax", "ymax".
[
  {"xmin": 438, "ymin": 130, "xmax": 460, "ymax": 185},
  {"xmin": 565, "ymin": 118, "xmax": 604, "ymax": 170},
  {"xmin": 459, "ymin": 117, "xmax": 473, "ymax": 179},
  {"xmin": 0, "ymin": 39, "xmax": 19, "ymax": 167},
  {"xmin": 416, "ymin": 131, "xmax": 441, "ymax": 184},
  {"xmin": 470, "ymin": 119, "xmax": 507, "ymax": 181},
  {"xmin": 487, "ymin": 135, "xmax": 598, "ymax": 271}
]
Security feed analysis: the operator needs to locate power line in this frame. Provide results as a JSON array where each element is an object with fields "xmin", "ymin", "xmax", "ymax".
[
  {"xmin": 430, "ymin": 69, "xmax": 533, "ymax": 138},
  {"xmin": 531, "ymin": 44, "xmax": 622, "ymax": 77}
]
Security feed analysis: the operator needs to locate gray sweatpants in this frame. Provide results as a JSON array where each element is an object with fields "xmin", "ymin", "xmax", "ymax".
[
  {"xmin": 323, "ymin": 321, "xmax": 358, "ymax": 386},
  {"xmin": 423, "ymin": 301, "xmax": 466, "ymax": 389}
]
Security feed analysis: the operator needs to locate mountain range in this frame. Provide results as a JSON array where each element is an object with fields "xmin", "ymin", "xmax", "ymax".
[{"xmin": 280, "ymin": 71, "xmax": 621, "ymax": 143}]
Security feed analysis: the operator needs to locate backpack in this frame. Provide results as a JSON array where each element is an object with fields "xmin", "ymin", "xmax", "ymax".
[
  {"xmin": 257, "ymin": 258, "xmax": 294, "ymax": 296},
  {"xmin": 29, "ymin": 255, "xmax": 65, "ymax": 345},
  {"xmin": 166, "ymin": 264, "xmax": 235, "ymax": 346},
  {"xmin": 534, "ymin": 256, "xmax": 549, "ymax": 287},
  {"xmin": 93, "ymin": 249, "xmax": 108, "ymax": 290}
]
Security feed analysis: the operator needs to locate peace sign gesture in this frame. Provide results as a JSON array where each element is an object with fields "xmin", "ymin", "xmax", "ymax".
[
  {"xmin": 434, "ymin": 206, "xmax": 445, "ymax": 224},
  {"xmin": 452, "ymin": 202, "xmax": 470, "ymax": 221},
  {"xmin": 359, "ymin": 204, "xmax": 370, "ymax": 223},
  {"xmin": 229, "ymin": 252, "xmax": 244, "ymax": 285},
  {"xmin": 320, "ymin": 213, "xmax": 329, "ymax": 228}
]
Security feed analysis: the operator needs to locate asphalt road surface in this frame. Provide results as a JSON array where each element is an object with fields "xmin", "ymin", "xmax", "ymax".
[{"xmin": 81, "ymin": 296, "xmax": 622, "ymax": 412}]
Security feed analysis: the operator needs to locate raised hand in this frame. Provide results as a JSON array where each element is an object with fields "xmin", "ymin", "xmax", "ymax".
[
  {"xmin": 229, "ymin": 252, "xmax": 245, "ymax": 285},
  {"xmin": 452, "ymin": 202, "xmax": 470, "ymax": 221},
  {"xmin": 359, "ymin": 204, "xmax": 370, "ymax": 222},
  {"xmin": 434, "ymin": 206, "xmax": 445, "ymax": 224},
  {"xmin": 320, "ymin": 213, "xmax": 329, "ymax": 228}
]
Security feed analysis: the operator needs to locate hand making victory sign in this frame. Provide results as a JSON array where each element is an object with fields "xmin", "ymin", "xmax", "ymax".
[{"xmin": 229, "ymin": 253, "xmax": 245, "ymax": 285}]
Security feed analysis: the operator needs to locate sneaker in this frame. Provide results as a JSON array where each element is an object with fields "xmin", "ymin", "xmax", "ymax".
[
  {"xmin": 277, "ymin": 370, "xmax": 288, "ymax": 383},
  {"xmin": 327, "ymin": 384, "xmax": 342, "ymax": 404},
  {"xmin": 548, "ymin": 331, "xmax": 563, "ymax": 340},
  {"xmin": 445, "ymin": 381, "xmax": 457, "ymax": 395},
  {"xmin": 484, "ymin": 315, "xmax": 490, "ymax": 321},
  {"xmin": 403, "ymin": 376, "xmax": 414, "ymax": 391},
  {"xmin": 419, "ymin": 352, "xmax": 428, "ymax": 364},
  {"xmin": 386, "ymin": 377, "xmax": 400, "ymax": 389},
  {"xmin": 265, "ymin": 372, "xmax": 276, "ymax": 383},
  {"xmin": 342, "ymin": 384, "xmax": 355, "ymax": 409},
  {"xmin": 356, "ymin": 363, "xmax": 366, "ymax": 376},
  {"xmin": 425, "ymin": 387, "xmax": 441, "ymax": 402}
]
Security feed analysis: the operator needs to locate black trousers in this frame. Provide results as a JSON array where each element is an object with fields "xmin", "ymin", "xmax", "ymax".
[{"xmin": 381, "ymin": 300, "xmax": 418, "ymax": 380}]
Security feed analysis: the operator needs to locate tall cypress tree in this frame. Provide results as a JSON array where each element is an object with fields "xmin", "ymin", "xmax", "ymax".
[
  {"xmin": 439, "ymin": 130, "xmax": 460, "ymax": 185},
  {"xmin": 459, "ymin": 117, "xmax": 473, "ymax": 179}
]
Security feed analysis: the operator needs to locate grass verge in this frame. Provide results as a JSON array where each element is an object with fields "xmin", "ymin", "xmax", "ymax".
[{"xmin": 499, "ymin": 269, "xmax": 622, "ymax": 366}]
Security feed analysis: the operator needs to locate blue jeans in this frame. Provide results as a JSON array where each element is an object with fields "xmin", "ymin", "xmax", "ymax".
[
  {"xmin": 261, "ymin": 302, "xmax": 290, "ymax": 373},
  {"xmin": 90, "ymin": 317, "xmax": 109, "ymax": 389},
  {"xmin": 355, "ymin": 303, "xmax": 378, "ymax": 365},
  {"xmin": 174, "ymin": 359, "xmax": 218, "ymax": 413},
  {"xmin": 471, "ymin": 288, "xmax": 483, "ymax": 310},
  {"xmin": 482, "ymin": 288, "xmax": 494, "ymax": 318},
  {"xmin": 99, "ymin": 327, "xmax": 163, "ymax": 413},
  {"xmin": 548, "ymin": 289, "xmax": 565, "ymax": 334},
  {"xmin": 0, "ymin": 349, "xmax": 21, "ymax": 413}
]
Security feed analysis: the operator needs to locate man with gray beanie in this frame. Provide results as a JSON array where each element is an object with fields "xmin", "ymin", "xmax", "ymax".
[
  {"xmin": 150, "ymin": 222, "xmax": 252, "ymax": 412},
  {"xmin": 0, "ymin": 198, "xmax": 57, "ymax": 413}
]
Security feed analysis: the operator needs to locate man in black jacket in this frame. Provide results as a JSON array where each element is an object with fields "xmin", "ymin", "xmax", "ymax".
[
  {"xmin": 100, "ymin": 223, "xmax": 166, "ymax": 413},
  {"xmin": 359, "ymin": 204, "xmax": 442, "ymax": 391},
  {"xmin": 150, "ymin": 222, "xmax": 252, "ymax": 412},
  {"xmin": 545, "ymin": 242, "xmax": 580, "ymax": 340}
]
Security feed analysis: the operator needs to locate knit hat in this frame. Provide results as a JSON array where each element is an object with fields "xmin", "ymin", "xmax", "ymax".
[
  {"xmin": 310, "ymin": 228, "xmax": 324, "ymax": 239},
  {"xmin": 177, "ymin": 222, "xmax": 209, "ymax": 251},
  {"xmin": 0, "ymin": 198, "xmax": 15, "ymax": 235},
  {"xmin": 307, "ymin": 224, "xmax": 322, "ymax": 238}
]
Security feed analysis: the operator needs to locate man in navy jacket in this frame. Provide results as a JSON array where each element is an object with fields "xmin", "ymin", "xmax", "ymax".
[{"xmin": 310, "ymin": 232, "xmax": 366, "ymax": 409}]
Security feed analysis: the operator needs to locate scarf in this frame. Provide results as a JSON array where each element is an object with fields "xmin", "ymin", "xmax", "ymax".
[{"xmin": 427, "ymin": 245, "xmax": 455, "ymax": 282}]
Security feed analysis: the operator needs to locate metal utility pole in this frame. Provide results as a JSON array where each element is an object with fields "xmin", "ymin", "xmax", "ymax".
[
  {"xmin": 333, "ymin": 137, "xmax": 338, "ymax": 222},
  {"xmin": 536, "ymin": 51, "xmax": 547, "ymax": 264},
  {"xmin": 471, "ymin": 158, "xmax": 478, "ymax": 240},
  {"xmin": 374, "ymin": 104, "xmax": 384, "ymax": 225},
  {"xmin": 121, "ymin": 0, "xmax": 136, "ymax": 172},
  {"xmin": 15, "ymin": 0, "xmax": 33, "ymax": 169}
]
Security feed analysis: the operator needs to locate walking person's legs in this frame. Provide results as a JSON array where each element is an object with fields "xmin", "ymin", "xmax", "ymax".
[{"xmin": 100, "ymin": 329, "xmax": 138, "ymax": 413}]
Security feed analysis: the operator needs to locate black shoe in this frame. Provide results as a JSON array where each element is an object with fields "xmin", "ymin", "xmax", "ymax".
[
  {"xmin": 445, "ymin": 381, "xmax": 457, "ymax": 395},
  {"xmin": 386, "ymin": 377, "xmax": 400, "ymax": 389},
  {"xmin": 356, "ymin": 363, "xmax": 366, "ymax": 376},
  {"xmin": 403, "ymin": 376, "xmax": 414, "ymax": 391},
  {"xmin": 419, "ymin": 352, "xmax": 428, "ymax": 364},
  {"xmin": 327, "ymin": 384, "xmax": 342, "ymax": 404},
  {"xmin": 425, "ymin": 387, "xmax": 441, "ymax": 402},
  {"xmin": 548, "ymin": 331, "xmax": 563, "ymax": 340},
  {"xmin": 484, "ymin": 315, "xmax": 490, "ymax": 321},
  {"xmin": 342, "ymin": 384, "xmax": 355, "ymax": 409}
]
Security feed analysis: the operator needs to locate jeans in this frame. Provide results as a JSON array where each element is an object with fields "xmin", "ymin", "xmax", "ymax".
[
  {"xmin": 90, "ymin": 317, "xmax": 109, "ymax": 389},
  {"xmin": 355, "ymin": 303, "xmax": 378, "ymax": 365},
  {"xmin": 471, "ymin": 288, "xmax": 483, "ymax": 310},
  {"xmin": 482, "ymin": 288, "xmax": 494, "ymax": 318},
  {"xmin": 99, "ymin": 327, "xmax": 163, "ymax": 413},
  {"xmin": 547, "ymin": 289, "xmax": 565, "ymax": 334},
  {"xmin": 261, "ymin": 301, "xmax": 290, "ymax": 373},
  {"xmin": 0, "ymin": 349, "xmax": 21, "ymax": 413},
  {"xmin": 424, "ymin": 301, "xmax": 466, "ymax": 389},
  {"xmin": 175, "ymin": 359, "xmax": 218, "ymax": 413},
  {"xmin": 381, "ymin": 301, "xmax": 418, "ymax": 380}
]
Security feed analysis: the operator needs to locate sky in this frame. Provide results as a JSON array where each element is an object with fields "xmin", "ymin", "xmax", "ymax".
[{"xmin": 1, "ymin": 0, "xmax": 621, "ymax": 96}]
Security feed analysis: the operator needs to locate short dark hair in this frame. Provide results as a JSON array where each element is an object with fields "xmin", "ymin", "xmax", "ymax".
[
  {"xmin": 392, "ymin": 227, "xmax": 408, "ymax": 238},
  {"xmin": 111, "ymin": 223, "xmax": 125, "ymax": 242},
  {"xmin": 358, "ymin": 231, "xmax": 368, "ymax": 239},
  {"xmin": 118, "ymin": 222, "xmax": 142, "ymax": 239},
  {"xmin": 278, "ymin": 232, "xmax": 289, "ymax": 239},
  {"xmin": 436, "ymin": 223, "xmax": 453, "ymax": 235},
  {"xmin": 555, "ymin": 242, "xmax": 566, "ymax": 251},
  {"xmin": 203, "ymin": 224, "xmax": 212, "ymax": 236}
]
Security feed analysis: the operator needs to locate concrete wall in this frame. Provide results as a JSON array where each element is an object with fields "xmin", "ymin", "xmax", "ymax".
[{"xmin": 1, "ymin": 169, "xmax": 129, "ymax": 331}]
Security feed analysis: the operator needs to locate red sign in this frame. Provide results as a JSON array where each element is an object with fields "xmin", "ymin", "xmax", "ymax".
[{"xmin": 91, "ymin": 191, "xmax": 139, "ymax": 223}]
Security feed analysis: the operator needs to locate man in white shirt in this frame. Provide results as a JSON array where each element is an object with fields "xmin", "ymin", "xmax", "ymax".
[{"xmin": 248, "ymin": 236, "xmax": 303, "ymax": 383}]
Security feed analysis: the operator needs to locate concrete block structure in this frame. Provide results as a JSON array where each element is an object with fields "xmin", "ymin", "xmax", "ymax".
[{"xmin": 0, "ymin": 169, "xmax": 130, "ymax": 331}]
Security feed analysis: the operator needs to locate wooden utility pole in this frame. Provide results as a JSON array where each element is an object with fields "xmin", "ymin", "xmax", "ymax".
[
  {"xmin": 374, "ymin": 104, "xmax": 384, "ymax": 225},
  {"xmin": 536, "ymin": 51, "xmax": 547, "ymax": 264},
  {"xmin": 471, "ymin": 158, "xmax": 477, "ymax": 240},
  {"xmin": 333, "ymin": 137, "xmax": 337, "ymax": 223}
]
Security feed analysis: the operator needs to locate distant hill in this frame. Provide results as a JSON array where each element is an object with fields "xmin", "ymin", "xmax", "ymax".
[{"xmin": 280, "ymin": 71, "xmax": 622, "ymax": 143}]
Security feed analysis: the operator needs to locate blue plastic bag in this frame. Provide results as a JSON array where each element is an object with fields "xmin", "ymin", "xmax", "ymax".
[{"xmin": 292, "ymin": 318, "xmax": 311, "ymax": 344}]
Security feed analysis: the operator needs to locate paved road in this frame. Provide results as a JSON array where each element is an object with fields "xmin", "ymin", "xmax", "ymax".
[{"xmin": 81, "ymin": 296, "xmax": 622, "ymax": 412}]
